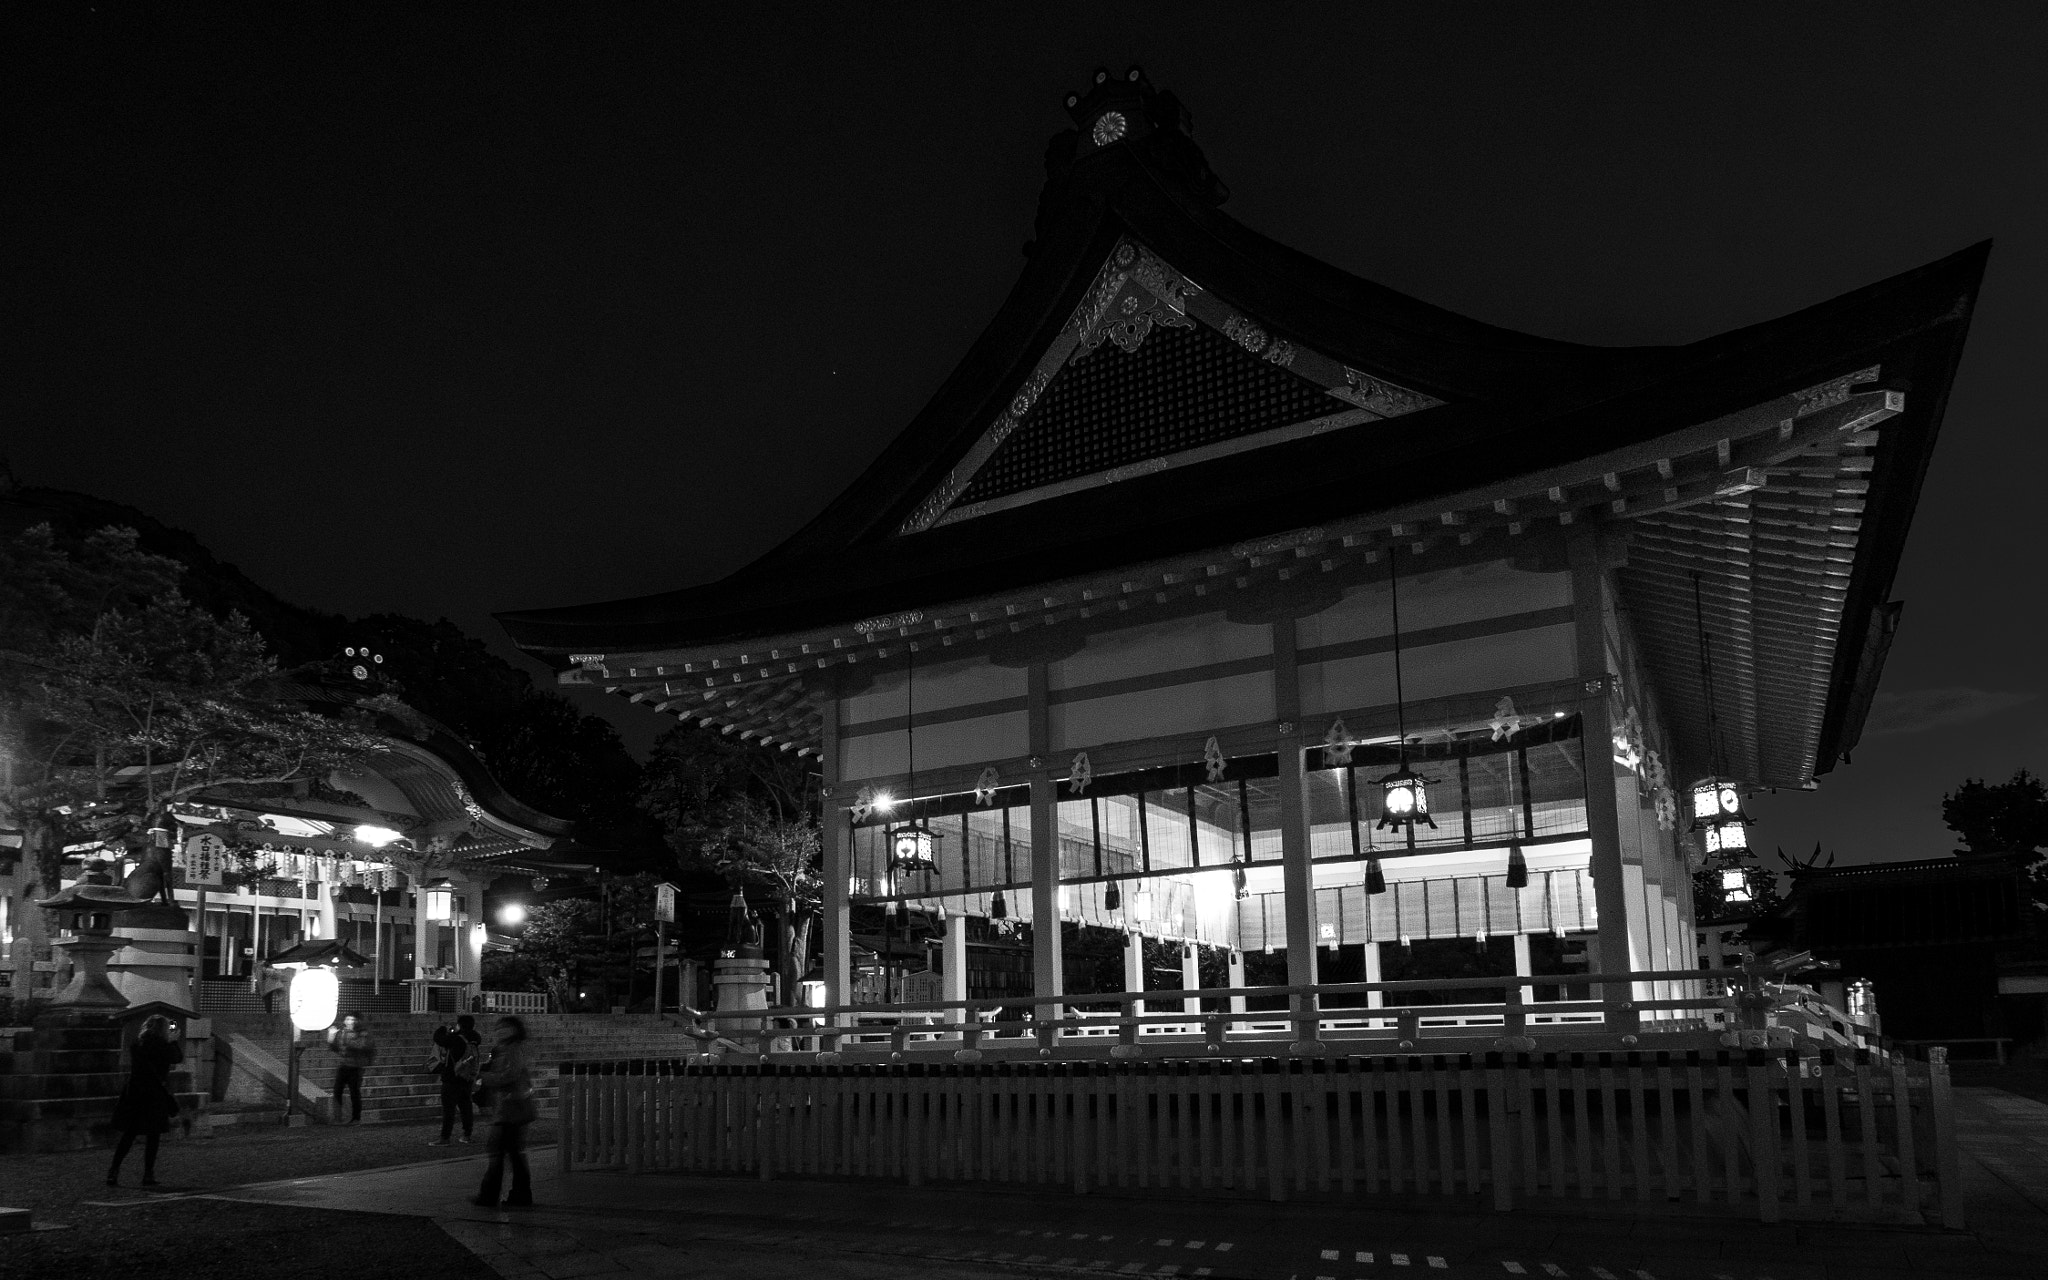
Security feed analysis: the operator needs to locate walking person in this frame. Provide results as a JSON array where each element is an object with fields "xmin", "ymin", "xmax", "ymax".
[
  {"xmin": 107, "ymin": 1014, "xmax": 183, "ymax": 1187},
  {"xmin": 324, "ymin": 1012, "xmax": 376, "ymax": 1125},
  {"xmin": 427, "ymin": 1014, "xmax": 482, "ymax": 1146},
  {"xmin": 472, "ymin": 1015, "xmax": 536, "ymax": 1208}
]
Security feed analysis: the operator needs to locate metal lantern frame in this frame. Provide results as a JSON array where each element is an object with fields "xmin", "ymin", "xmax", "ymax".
[{"xmin": 1372, "ymin": 765, "xmax": 1438, "ymax": 832}]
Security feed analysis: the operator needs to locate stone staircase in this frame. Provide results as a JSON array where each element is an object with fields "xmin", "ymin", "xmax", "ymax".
[
  {"xmin": 212, "ymin": 1011, "xmax": 697, "ymax": 1125},
  {"xmin": 0, "ymin": 1017, "xmax": 208, "ymax": 1152}
]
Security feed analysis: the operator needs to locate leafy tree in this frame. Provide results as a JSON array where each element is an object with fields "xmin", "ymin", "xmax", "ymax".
[
  {"xmin": 641, "ymin": 724, "xmax": 822, "ymax": 999},
  {"xmin": 0, "ymin": 524, "xmax": 387, "ymax": 893},
  {"xmin": 1944, "ymin": 768, "xmax": 2048, "ymax": 915},
  {"xmin": 489, "ymin": 876, "xmax": 665, "ymax": 1010}
]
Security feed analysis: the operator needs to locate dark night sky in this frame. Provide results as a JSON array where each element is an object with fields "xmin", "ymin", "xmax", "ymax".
[{"xmin": 7, "ymin": 4, "xmax": 2044, "ymax": 868}]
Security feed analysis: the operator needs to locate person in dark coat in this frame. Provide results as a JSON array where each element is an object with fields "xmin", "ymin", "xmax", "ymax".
[
  {"xmin": 427, "ymin": 1014, "xmax": 482, "ymax": 1145},
  {"xmin": 325, "ymin": 1012, "xmax": 376, "ymax": 1124},
  {"xmin": 472, "ymin": 1015, "xmax": 536, "ymax": 1208},
  {"xmin": 107, "ymin": 1014, "xmax": 183, "ymax": 1186}
]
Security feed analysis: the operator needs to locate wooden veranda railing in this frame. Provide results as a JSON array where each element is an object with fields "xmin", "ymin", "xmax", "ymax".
[
  {"xmin": 680, "ymin": 967, "xmax": 1879, "ymax": 1063},
  {"xmin": 556, "ymin": 1044, "xmax": 1961, "ymax": 1225}
]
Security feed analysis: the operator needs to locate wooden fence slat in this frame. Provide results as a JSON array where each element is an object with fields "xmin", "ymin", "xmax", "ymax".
[
  {"xmin": 1333, "ymin": 1059, "xmax": 1357, "ymax": 1195},
  {"xmin": 1625, "ymin": 1055, "xmax": 1650, "ymax": 1203},
  {"xmin": 1597, "ymin": 1057, "xmax": 1622, "ymax": 1200},
  {"xmin": 1432, "ymin": 1059, "xmax": 1456, "ymax": 1196},
  {"xmin": 1260, "ymin": 1061, "xmax": 1288, "ymax": 1201},
  {"xmin": 1715, "ymin": 1054, "xmax": 1742, "ymax": 1207},
  {"xmin": 1787, "ymin": 1053, "xmax": 1813, "ymax": 1209},
  {"xmin": 1686, "ymin": 1056, "xmax": 1712, "ymax": 1204},
  {"xmin": 1569, "ymin": 1058, "xmax": 1595, "ymax": 1199},
  {"xmin": 1515, "ymin": 1058, "xmax": 1539, "ymax": 1197},
  {"xmin": 1460, "ymin": 1058, "xmax": 1482, "ymax": 1198},
  {"xmin": 1927, "ymin": 1048, "xmax": 1963, "ymax": 1229},
  {"xmin": 1746, "ymin": 1053, "xmax": 1781, "ymax": 1222},
  {"xmin": 1486, "ymin": 1057, "xmax": 1514, "ymax": 1211},
  {"xmin": 1409, "ymin": 1058, "xmax": 1434, "ymax": 1195},
  {"xmin": 1855, "ymin": 1055, "xmax": 1882, "ymax": 1218},
  {"xmin": 1891, "ymin": 1059, "xmax": 1920, "ymax": 1217},
  {"xmin": 1654, "ymin": 1057, "xmax": 1680, "ymax": 1202}
]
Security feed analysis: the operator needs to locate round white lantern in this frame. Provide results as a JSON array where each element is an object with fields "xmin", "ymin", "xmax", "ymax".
[{"xmin": 289, "ymin": 966, "xmax": 340, "ymax": 1033}]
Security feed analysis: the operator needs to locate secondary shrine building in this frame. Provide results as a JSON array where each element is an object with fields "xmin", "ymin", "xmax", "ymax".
[{"xmin": 501, "ymin": 71, "xmax": 1983, "ymax": 1041}]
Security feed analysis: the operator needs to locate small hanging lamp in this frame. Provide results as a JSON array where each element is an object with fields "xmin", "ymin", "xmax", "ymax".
[
  {"xmin": 1103, "ymin": 880, "xmax": 1122, "ymax": 912},
  {"xmin": 1505, "ymin": 842, "xmax": 1529, "ymax": 889},
  {"xmin": 1689, "ymin": 573, "xmax": 1755, "ymax": 855},
  {"xmin": 989, "ymin": 888, "xmax": 1008, "ymax": 920},
  {"xmin": 1372, "ymin": 549, "xmax": 1436, "ymax": 832}
]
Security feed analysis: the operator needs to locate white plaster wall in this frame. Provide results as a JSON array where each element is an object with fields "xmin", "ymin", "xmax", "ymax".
[
  {"xmin": 1294, "ymin": 561, "xmax": 1572, "ymax": 649},
  {"xmin": 1048, "ymin": 611, "xmax": 1270, "ymax": 690},
  {"xmin": 842, "ymin": 654, "xmax": 1027, "ymax": 725},
  {"xmin": 1051, "ymin": 671, "xmax": 1274, "ymax": 752},
  {"xmin": 1298, "ymin": 623, "xmax": 1577, "ymax": 716},
  {"xmin": 839, "ymin": 710, "xmax": 1030, "ymax": 780}
]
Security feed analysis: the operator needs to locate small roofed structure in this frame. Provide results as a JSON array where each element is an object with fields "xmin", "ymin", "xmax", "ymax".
[{"xmin": 1763, "ymin": 853, "xmax": 2033, "ymax": 1047}]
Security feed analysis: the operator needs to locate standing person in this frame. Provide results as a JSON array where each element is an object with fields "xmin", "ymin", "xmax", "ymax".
[
  {"xmin": 472, "ymin": 1015, "xmax": 536, "ymax": 1208},
  {"xmin": 107, "ymin": 1014, "xmax": 183, "ymax": 1186},
  {"xmin": 427, "ymin": 1014, "xmax": 482, "ymax": 1146},
  {"xmin": 324, "ymin": 1012, "xmax": 376, "ymax": 1125},
  {"xmin": 257, "ymin": 962, "xmax": 290, "ymax": 1015}
]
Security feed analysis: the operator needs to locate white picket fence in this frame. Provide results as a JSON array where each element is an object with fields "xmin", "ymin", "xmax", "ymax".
[{"xmin": 557, "ymin": 1044, "xmax": 1960, "ymax": 1225}]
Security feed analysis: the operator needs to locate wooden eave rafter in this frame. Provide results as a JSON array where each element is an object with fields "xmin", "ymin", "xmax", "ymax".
[{"xmin": 570, "ymin": 379, "xmax": 1902, "ymax": 767}]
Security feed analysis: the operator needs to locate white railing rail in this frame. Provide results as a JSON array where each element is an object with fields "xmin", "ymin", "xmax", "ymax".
[{"xmin": 678, "ymin": 967, "xmax": 1866, "ymax": 1062}]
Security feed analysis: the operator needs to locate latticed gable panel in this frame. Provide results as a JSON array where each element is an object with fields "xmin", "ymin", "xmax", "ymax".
[
  {"xmin": 898, "ymin": 237, "xmax": 1444, "ymax": 535},
  {"xmin": 957, "ymin": 319, "xmax": 1340, "ymax": 506}
]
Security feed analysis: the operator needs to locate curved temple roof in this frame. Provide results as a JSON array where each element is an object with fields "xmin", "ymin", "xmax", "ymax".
[{"xmin": 498, "ymin": 70, "xmax": 1986, "ymax": 792}]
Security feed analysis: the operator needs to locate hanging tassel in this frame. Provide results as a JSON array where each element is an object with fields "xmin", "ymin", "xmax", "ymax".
[
  {"xmin": 989, "ymin": 889, "xmax": 1008, "ymax": 920},
  {"xmin": 1366, "ymin": 857, "xmax": 1387, "ymax": 896},
  {"xmin": 1104, "ymin": 880, "xmax": 1122, "ymax": 912},
  {"xmin": 1505, "ymin": 842, "xmax": 1529, "ymax": 889}
]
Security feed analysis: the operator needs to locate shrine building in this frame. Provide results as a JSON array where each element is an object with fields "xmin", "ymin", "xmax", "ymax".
[{"xmin": 500, "ymin": 69, "xmax": 1984, "ymax": 1053}]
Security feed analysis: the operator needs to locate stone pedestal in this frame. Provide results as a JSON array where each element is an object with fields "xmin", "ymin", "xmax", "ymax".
[
  {"xmin": 712, "ymin": 958, "xmax": 772, "ymax": 1012},
  {"xmin": 713, "ymin": 958, "xmax": 776, "ymax": 1054},
  {"xmin": 110, "ymin": 928, "xmax": 200, "ymax": 1014},
  {"xmin": 47, "ymin": 933, "xmax": 128, "ymax": 1013}
]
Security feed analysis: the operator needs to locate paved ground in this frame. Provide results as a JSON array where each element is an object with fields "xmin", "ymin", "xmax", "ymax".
[{"xmin": 28, "ymin": 1086, "xmax": 2048, "ymax": 1279}]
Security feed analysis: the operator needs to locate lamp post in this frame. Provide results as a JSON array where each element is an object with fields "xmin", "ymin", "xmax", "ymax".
[{"xmin": 284, "ymin": 964, "xmax": 339, "ymax": 1123}]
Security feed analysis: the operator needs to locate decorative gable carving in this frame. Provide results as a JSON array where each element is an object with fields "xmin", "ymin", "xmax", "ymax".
[{"xmin": 898, "ymin": 237, "xmax": 1444, "ymax": 535}]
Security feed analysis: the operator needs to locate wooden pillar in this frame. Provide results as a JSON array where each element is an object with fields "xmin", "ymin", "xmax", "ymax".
[
  {"xmin": 1512, "ymin": 932, "xmax": 1534, "ymax": 1007},
  {"xmin": 941, "ymin": 919, "xmax": 968, "ymax": 1038},
  {"xmin": 1228, "ymin": 948, "xmax": 1247, "ymax": 1015},
  {"xmin": 819, "ymin": 695, "xmax": 852, "ymax": 1019},
  {"xmin": 1028, "ymin": 663, "xmax": 1063, "ymax": 1027},
  {"xmin": 1569, "ymin": 531, "xmax": 1639, "ymax": 1028},
  {"xmin": 1123, "ymin": 930, "xmax": 1145, "ymax": 1008},
  {"xmin": 1180, "ymin": 942, "xmax": 1201, "ymax": 1016},
  {"xmin": 1363, "ymin": 941, "xmax": 1384, "ymax": 1026},
  {"xmin": 1272, "ymin": 619, "xmax": 1318, "ymax": 996}
]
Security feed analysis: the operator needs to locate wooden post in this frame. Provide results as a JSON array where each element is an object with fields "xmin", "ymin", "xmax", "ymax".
[
  {"xmin": 1272, "ymin": 619, "xmax": 1318, "ymax": 1042},
  {"xmin": 1029, "ymin": 663, "xmax": 1063, "ymax": 1033},
  {"xmin": 820, "ymin": 695, "xmax": 852, "ymax": 1020},
  {"xmin": 654, "ymin": 921, "xmax": 666, "ymax": 1014},
  {"xmin": 1568, "ymin": 532, "xmax": 1639, "ymax": 1031}
]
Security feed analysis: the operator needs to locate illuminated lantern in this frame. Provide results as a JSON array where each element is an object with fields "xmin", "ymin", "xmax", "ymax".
[
  {"xmin": 422, "ymin": 881, "xmax": 454, "ymax": 923},
  {"xmin": 889, "ymin": 821, "xmax": 937, "ymax": 874},
  {"xmin": 1374, "ymin": 767, "xmax": 1436, "ymax": 831},
  {"xmin": 288, "ymin": 966, "xmax": 340, "ymax": 1033},
  {"xmin": 1719, "ymin": 867, "xmax": 1753, "ymax": 904},
  {"xmin": 1703, "ymin": 823, "xmax": 1749, "ymax": 854}
]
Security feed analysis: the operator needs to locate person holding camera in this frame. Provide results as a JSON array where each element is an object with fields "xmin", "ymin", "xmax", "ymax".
[{"xmin": 426, "ymin": 1013, "xmax": 483, "ymax": 1145}]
